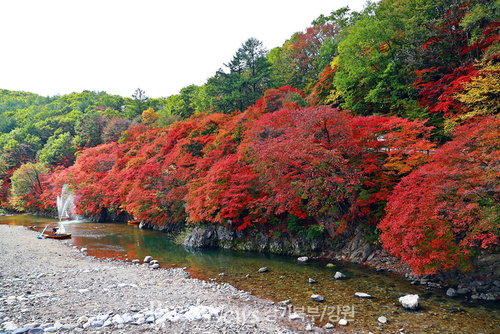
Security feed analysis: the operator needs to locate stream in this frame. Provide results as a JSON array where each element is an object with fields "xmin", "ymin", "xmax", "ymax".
[{"xmin": 1, "ymin": 215, "xmax": 499, "ymax": 333}]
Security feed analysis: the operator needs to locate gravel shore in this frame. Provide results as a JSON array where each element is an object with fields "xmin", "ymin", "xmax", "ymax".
[{"xmin": 0, "ymin": 225, "xmax": 336, "ymax": 334}]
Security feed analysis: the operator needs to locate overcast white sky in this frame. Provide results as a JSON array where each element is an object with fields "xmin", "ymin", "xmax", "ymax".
[{"xmin": 0, "ymin": 0, "xmax": 368, "ymax": 99}]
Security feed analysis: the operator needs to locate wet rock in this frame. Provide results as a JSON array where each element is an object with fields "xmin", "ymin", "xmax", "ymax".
[
  {"xmin": 354, "ymin": 292, "xmax": 373, "ymax": 298},
  {"xmin": 182, "ymin": 226, "xmax": 218, "ymax": 248},
  {"xmin": 278, "ymin": 300, "xmax": 291, "ymax": 307},
  {"xmin": 334, "ymin": 272, "xmax": 346, "ymax": 280},
  {"xmin": 144, "ymin": 256, "xmax": 153, "ymax": 263},
  {"xmin": 297, "ymin": 256, "xmax": 309, "ymax": 262},
  {"xmin": 476, "ymin": 285, "xmax": 490, "ymax": 293},
  {"xmin": 308, "ymin": 278, "xmax": 316, "ymax": 284},
  {"xmin": 399, "ymin": 294, "xmax": 420, "ymax": 310},
  {"xmin": 343, "ymin": 228, "xmax": 376, "ymax": 263},
  {"xmin": 311, "ymin": 294, "xmax": 324, "ymax": 302},
  {"xmin": 378, "ymin": 316, "xmax": 388, "ymax": 324},
  {"xmin": 446, "ymin": 288, "xmax": 458, "ymax": 297},
  {"xmin": 258, "ymin": 267, "xmax": 268, "ymax": 273}
]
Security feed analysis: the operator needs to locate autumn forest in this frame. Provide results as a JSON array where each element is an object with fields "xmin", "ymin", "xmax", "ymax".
[{"xmin": 1, "ymin": 0, "xmax": 500, "ymax": 275}]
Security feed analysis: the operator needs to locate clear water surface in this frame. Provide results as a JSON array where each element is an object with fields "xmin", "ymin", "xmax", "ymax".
[{"xmin": 1, "ymin": 215, "xmax": 499, "ymax": 333}]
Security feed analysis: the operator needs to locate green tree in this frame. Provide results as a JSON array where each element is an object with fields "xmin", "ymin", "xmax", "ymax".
[
  {"xmin": 125, "ymin": 88, "xmax": 149, "ymax": 119},
  {"xmin": 74, "ymin": 112, "xmax": 107, "ymax": 148},
  {"xmin": 207, "ymin": 38, "xmax": 270, "ymax": 113},
  {"xmin": 38, "ymin": 132, "xmax": 77, "ymax": 166},
  {"xmin": 10, "ymin": 162, "xmax": 48, "ymax": 210}
]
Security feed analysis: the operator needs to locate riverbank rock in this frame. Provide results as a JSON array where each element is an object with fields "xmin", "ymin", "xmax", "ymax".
[
  {"xmin": 399, "ymin": 294, "xmax": 420, "ymax": 310},
  {"xmin": 342, "ymin": 227, "xmax": 377, "ymax": 263},
  {"xmin": 143, "ymin": 256, "xmax": 153, "ymax": 263},
  {"xmin": 334, "ymin": 272, "xmax": 346, "ymax": 280},
  {"xmin": 311, "ymin": 294, "xmax": 324, "ymax": 302},
  {"xmin": 298, "ymin": 256, "xmax": 309, "ymax": 262},
  {"xmin": 446, "ymin": 288, "xmax": 458, "ymax": 297}
]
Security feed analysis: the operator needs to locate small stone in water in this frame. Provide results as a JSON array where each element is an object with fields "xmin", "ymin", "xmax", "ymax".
[
  {"xmin": 446, "ymin": 288, "xmax": 458, "ymax": 297},
  {"xmin": 311, "ymin": 294, "xmax": 324, "ymax": 302},
  {"xmin": 334, "ymin": 272, "xmax": 346, "ymax": 280},
  {"xmin": 378, "ymin": 316, "xmax": 388, "ymax": 323},
  {"xmin": 354, "ymin": 292, "xmax": 373, "ymax": 298},
  {"xmin": 399, "ymin": 294, "xmax": 420, "ymax": 310}
]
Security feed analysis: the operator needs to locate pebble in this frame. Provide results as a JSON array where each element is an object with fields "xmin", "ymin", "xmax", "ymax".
[
  {"xmin": 339, "ymin": 319, "xmax": 348, "ymax": 326},
  {"xmin": 378, "ymin": 316, "xmax": 388, "ymax": 323},
  {"xmin": 297, "ymin": 256, "xmax": 309, "ymax": 262},
  {"xmin": 258, "ymin": 267, "xmax": 268, "ymax": 273},
  {"xmin": 323, "ymin": 323, "xmax": 334, "ymax": 329},
  {"xmin": 144, "ymin": 256, "xmax": 153, "ymax": 263},
  {"xmin": 308, "ymin": 278, "xmax": 316, "ymax": 284},
  {"xmin": 150, "ymin": 264, "xmax": 159, "ymax": 269}
]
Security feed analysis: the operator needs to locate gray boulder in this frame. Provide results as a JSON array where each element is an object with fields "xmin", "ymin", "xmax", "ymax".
[{"xmin": 446, "ymin": 288, "xmax": 458, "ymax": 297}]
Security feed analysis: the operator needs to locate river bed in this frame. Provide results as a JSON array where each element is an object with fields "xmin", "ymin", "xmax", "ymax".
[{"xmin": 2, "ymin": 215, "xmax": 499, "ymax": 333}]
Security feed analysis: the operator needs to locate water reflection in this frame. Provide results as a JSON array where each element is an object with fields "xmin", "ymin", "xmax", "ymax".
[{"xmin": 1, "ymin": 215, "xmax": 499, "ymax": 333}]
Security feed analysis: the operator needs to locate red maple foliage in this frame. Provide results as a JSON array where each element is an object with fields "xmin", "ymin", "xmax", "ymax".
[{"xmin": 380, "ymin": 116, "xmax": 500, "ymax": 274}]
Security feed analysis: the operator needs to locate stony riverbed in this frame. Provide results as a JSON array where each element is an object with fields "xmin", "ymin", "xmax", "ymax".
[{"xmin": 0, "ymin": 225, "xmax": 355, "ymax": 334}]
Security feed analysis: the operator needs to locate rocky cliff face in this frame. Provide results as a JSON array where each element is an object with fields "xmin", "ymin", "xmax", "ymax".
[{"xmin": 181, "ymin": 224, "xmax": 363, "ymax": 257}]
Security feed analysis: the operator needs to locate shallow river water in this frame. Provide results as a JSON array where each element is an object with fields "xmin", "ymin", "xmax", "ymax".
[{"xmin": 1, "ymin": 215, "xmax": 499, "ymax": 333}]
